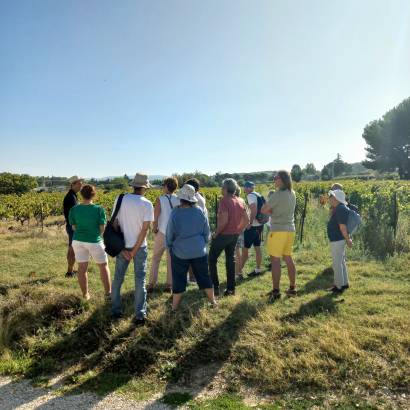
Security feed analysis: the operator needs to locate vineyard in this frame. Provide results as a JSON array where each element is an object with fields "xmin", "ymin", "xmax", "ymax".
[{"xmin": 1, "ymin": 180, "xmax": 410, "ymax": 258}]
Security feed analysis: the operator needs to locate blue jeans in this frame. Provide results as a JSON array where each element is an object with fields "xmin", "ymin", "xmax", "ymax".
[{"xmin": 111, "ymin": 247, "xmax": 148, "ymax": 319}]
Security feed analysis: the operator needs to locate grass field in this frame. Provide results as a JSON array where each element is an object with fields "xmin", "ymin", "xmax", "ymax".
[{"xmin": 0, "ymin": 201, "xmax": 409, "ymax": 409}]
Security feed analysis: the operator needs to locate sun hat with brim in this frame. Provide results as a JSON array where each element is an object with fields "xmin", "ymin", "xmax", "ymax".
[
  {"xmin": 328, "ymin": 189, "xmax": 347, "ymax": 205},
  {"xmin": 244, "ymin": 181, "xmax": 255, "ymax": 189},
  {"xmin": 177, "ymin": 184, "xmax": 198, "ymax": 203},
  {"xmin": 130, "ymin": 173, "xmax": 152, "ymax": 188},
  {"xmin": 68, "ymin": 175, "xmax": 84, "ymax": 184}
]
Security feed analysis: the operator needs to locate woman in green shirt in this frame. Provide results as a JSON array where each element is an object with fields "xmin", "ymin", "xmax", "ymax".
[{"xmin": 69, "ymin": 184, "xmax": 111, "ymax": 300}]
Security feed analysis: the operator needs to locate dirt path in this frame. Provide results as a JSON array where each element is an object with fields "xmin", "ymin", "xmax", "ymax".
[{"xmin": 0, "ymin": 377, "xmax": 171, "ymax": 410}]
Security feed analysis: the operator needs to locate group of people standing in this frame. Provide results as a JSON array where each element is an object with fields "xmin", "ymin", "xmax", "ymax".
[{"xmin": 63, "ymin": 171, "xmax": 355, "ymax": 325}]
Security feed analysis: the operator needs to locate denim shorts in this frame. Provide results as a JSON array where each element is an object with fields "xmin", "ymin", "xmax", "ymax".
[{"xmin": 171, "ymin": 252, "xmax": 213, "ymax": 293}]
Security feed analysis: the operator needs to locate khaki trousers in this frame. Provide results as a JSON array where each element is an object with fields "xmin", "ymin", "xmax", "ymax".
[{"xmin": 149, "ymin": 232, "xmax": 172, "ymax": 286}]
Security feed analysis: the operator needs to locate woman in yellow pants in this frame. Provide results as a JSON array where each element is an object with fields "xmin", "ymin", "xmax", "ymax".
[{"xmin": 261, "ymin": 170, "xmax": 297, "ymax": 302}]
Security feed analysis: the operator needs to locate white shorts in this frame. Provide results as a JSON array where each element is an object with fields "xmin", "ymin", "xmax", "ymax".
[{"xmin": 72, "ymin": 240, "xmax": 108, "ymax": 264}]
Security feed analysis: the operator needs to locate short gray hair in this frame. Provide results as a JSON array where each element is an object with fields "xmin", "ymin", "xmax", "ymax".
[{"xmin": 222, "ymin": 178, "xmax": 238, "ymax": 195}]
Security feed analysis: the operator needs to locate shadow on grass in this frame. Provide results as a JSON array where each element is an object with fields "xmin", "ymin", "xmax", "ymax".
[
  {"xmin": 156, "ymin": 300, "xmax": 262, "ymax": 405},
  {"xmin": 281, "ymin": 293, "xmax": 342, "ymax": 323},
  {"xmin": 38, "ymin": 287, "xmax": 211, "ymax": 399},
  {"xmin": 0, "ymin": 277, "xmax": 52, "ymax": 296},
  {"xmin": 300, "ymin": 267, "xmax": 334, "ymax": 295}
]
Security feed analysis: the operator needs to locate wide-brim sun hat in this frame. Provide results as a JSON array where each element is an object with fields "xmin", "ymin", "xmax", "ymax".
[
  {"xmin": 68, "ymin": 175, "xmax": 84, "ymax": 184},
  {"xmin": 130, "ymin": 172, "xmax": 152, "ymax": 188},
  {"xmin": 328, "ymin": 189, "xmax": 347, "ymax": 205},
  {"xmin": 177, "ymin": 184, "xmax": 198, "ymax": 203}
]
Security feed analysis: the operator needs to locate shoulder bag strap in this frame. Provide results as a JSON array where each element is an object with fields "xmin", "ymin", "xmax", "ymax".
[
  {"xmin": 111, "ymin": 193, "xmax": 125, "ymax": 222},
  {"xmin": 165, "ymin": 194, "xmax": 174, "ymax": 209}
]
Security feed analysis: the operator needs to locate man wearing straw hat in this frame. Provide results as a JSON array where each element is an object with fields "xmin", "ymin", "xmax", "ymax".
[
  {"xmin": 111, "ymin": 173, "xmax": 154, "ymax": 326},
  {"xmin": 63, "ymin": 176, "xmax": 83, "ymax": 278}
]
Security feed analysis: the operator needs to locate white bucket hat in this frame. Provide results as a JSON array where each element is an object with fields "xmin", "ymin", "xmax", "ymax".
[
  {"xmin": 68, "ymin": 175, "xmax": 83, "ymax": 184},
  {"xmin": 328, "ymin": 189, "xmax": 347, "ymax": 205},
  {"xmin": 177, "ymin": 184, "xmax": 198, "ymax": 203},
  {"xmin": 130, "ymin": 173, "xmax": 152, "ymax": 188}
]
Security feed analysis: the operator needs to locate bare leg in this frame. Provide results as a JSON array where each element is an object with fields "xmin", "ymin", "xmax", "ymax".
[
  {"xmin": 255, "ymin": 246, "xmax": 262, "ymax": 270},
  {"xmin": 204, "ymin": 288, "xmax": 216, "ymax": 305},
  {"xmin": 241, "ymin": 248, "xmax": 249, "ymax": 271},
  {"xmin": 67, "ymin": 246, "xmax": 75, "ymax": 272},
  {"xmin": 77, "ymin": 262, "xmax": 89, "ymax": 299},
  {"xmin": 283, "ymin": 255, "xmax": 296, "ymax": 288},
  {"xmin": 172, "ymin": 293, "xmax": 183, "ymax": 310},
  {"xmin": 97, "ymin": 262, "xmax": 111, "ymax": 295},
  {"xmin": 271, "ymin": 256, "xmax": 281, "ymax": 290},
  {"xmin": 235, "ymin": 248, "xmax": 242, "ymax": 274}
]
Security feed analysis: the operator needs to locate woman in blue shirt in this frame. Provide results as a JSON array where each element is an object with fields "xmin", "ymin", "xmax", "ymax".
[
  {"xmin": 327, "ymin": 189, "xmax": 352, "ymax": 293},
  {"xmin": 166, "ymin": 184, "xmax": 216, "ymax": 310}
]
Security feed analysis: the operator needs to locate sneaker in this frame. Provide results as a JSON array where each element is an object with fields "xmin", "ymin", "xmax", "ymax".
[
  {"xmin": 163, "ymin": 285, "xmax": 172, "ymax": 294},
  {"xmin": 267, "ymin": 289, "xmax": 281, "ymax": 302},
  {"xmin": 111, "ymin": 313, "xmax": 123, "ymax": 321},
  {"xmin": 248, "ymin": 270, "xmax": 261, "ymax": 277},
  {"xmin": 235, "ymin": 273, "xmax": 244, "ymax": 281},
  {"xmin": 83, "ymin": 293, "xmax": 91, "ymax": 301},
  {"xmin": 285, "ymin": 288, "xmax": 297, "ymax": 297},
  {"xmin": 65, "ymin": 271, "xmax": 76, "ymax": 278},
  {"xmin": 146, "ymin": 285, "xmax": 154, "ymax": 294},
  {"xmin": 214, "ymin": 287, "xmax": 220, "ymax": 297},
  {"xmin": 223, "ymin": 289, "xmax": 235, "ymax": 297},
  {"xmin": 342, "ymin": 284, "xmax": 350, "ymax": 290},
  {"xmin": 133, "ymin": 317, "xmax": 146, "ymax": 327},
  {"xmin": 105, "ymin": 293, "xmax": 112, "ymax": 302}
]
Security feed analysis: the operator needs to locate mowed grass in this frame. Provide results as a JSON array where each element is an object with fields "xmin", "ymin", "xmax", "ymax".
[{"xmin": 0, "ymin": 206, "xmax": 409, "ymax": 409}]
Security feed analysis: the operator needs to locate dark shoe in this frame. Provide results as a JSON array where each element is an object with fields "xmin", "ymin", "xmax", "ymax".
[
  {"xmin": 266, "ymin": 263, "xmax": 272, "ymax": 270},
  {"xmin": 235, "ymin": 273, "xmax": 244, "ymax": 281},
  {"xmin": 223, "ymin": 289, "xmax": 235, "ymax": 297},
  {"xmin": 328, "ymin": 286, "xmax": 343, "ymax": 294},
  {"xmin": 133, "ymin": 317, "xmax": 146, "ymax": 327},
  {"xmin": 214, "ymin": 287, "xmax": 220, "ymax": 297},
  {"xmin": 285, "ymin": 288, "xmax": 297, "ymax": 297},
  {"xmin": 248, "ymin": 270, "xmax": 261, "ymax": 277},
  {"xmin": 146, "ymin": 285, "xmax": 154, "ymax": 294},
  {"xmin": 65, "ymin": 271, "xmax": 76, "ymax": 278},
  {"xmin": 111, "ymin": 313, "xmax": 123, "ymax": 321},
  {"xmin": 163, "ymin": 285, "xmax": 172, "ymax": 294},
  {"xmin": 267, "ymin": 289, "xmax": 281, "ymax": 302},
  {"xmin": 342, "ymin": 284, "xmax": 349, "ymax": 290}
]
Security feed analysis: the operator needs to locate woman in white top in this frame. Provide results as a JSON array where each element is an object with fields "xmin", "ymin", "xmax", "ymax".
[{"xmin": 147, "ymin": 177, "xmax": 180, "ymax": 293}]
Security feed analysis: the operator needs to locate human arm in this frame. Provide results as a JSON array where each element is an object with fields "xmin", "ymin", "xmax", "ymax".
[
  {"xmin": 337, "ymin": 206, "xmax": 352, "ymax": 247},
  {"xmin": 126, "ymin": 221, "xmax": 151, "ymax": 260},
  {"xmin": 152, "ymin": 198, "xmax": 161, "ymax": 234},
  {"xmin": 99, "ymin": 207, "xmax": 107, "ymax": 235},
  {"xmin": 165, "ymin": 213, "xmax": 175, "ymax": 249},
  {"xmin": 339, "ymin": 224, "xmax": 352, "ymax": 247},
  {"xmin": 238, "ymin": 207, "xmax": 250, "ymax": 232},
  {"xmin": 68, "ymin": 207, "xmax": 76, "ymax": 231},
  {"xmin": 203, "ymin": 215, "xmax": 211, "ymax": 243},
  {"xmin": 213, "ymin": 201, "xmax": 228, "ymax": 238}
]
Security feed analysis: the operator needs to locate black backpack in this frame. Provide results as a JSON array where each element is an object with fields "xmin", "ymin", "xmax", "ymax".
[
  {"xmin": 103, "ymin": 194, "xmax": 125, "ymax": 257},
  {"xmin": 249, "ymin": 192, "xmax": 270, "ymax": 224}
]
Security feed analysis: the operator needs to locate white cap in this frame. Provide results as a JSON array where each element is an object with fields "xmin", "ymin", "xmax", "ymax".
[{"xmin": 328, "ymin": 189, "xmax": 347, "ymax": 205}]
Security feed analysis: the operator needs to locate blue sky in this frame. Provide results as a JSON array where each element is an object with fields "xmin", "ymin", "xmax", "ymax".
[{"xmin": 1, "ymin": 0, "xmax": 409, "ymax": 177}]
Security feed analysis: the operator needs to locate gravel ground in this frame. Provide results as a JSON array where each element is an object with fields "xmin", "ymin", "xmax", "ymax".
[{"xmin": 0, "ymin": 377, "xmax": 171, "ymax": 410}]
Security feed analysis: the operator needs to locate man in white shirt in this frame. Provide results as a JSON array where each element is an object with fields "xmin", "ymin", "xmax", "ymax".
[
  {"xmin": 242, "ymin": 181, "xmax": 263, "ymax": 277},
  {"xmin": 111, "ymin": 173, "xmax": 154, "ymax": 326}
]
